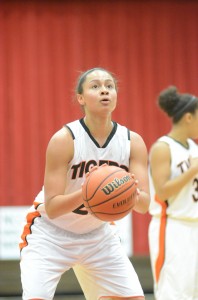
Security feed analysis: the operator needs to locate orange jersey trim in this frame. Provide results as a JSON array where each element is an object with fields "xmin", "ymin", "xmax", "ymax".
[
  {"xmin": 154, "ymin": 194, "xmax": 168, "ymax": 283},
  {"xmin": 19, "ymin": 210, "xmax": 41, "ymax": 251}
]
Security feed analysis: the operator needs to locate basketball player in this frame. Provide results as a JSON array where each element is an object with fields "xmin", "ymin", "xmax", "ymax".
[
  {"xmin": 148, "ymin": 86, "xmax": 198, "ymax": 300},
  {"xmin": 19, "ymin": 67, "xmax": 150, "ymax": 300}
]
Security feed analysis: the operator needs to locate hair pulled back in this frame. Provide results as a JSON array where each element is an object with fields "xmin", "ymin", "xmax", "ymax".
[
  {"xmin": 158, "ymin": 86, "xmax": 198, "ymax": 123},
  {"xmin": 75, "ymin": 67, "xmax": 117, "ymax": 94}
]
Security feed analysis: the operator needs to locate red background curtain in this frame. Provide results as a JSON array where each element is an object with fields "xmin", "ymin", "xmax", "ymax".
[{"xmin": 1, "ymin": 0, "xmax": 198, "ymax": 255}]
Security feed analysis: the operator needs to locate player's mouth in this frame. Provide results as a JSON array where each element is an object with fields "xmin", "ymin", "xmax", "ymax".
[{"xmin": 100, "ymin": 98, "xmax": 110, "ymax": 103}]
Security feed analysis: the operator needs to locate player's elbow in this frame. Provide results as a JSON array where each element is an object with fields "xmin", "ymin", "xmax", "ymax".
[
  {"xmin": 45, "ymin": 199, "xmax": 57, "ymax": 219},
  {"xmin": 155, "ymin": 189, "xmax": 170, "ymax": 202},
  {"xmin": 45, "ymin": 207, "xmax": 56, "ymax": 219}
]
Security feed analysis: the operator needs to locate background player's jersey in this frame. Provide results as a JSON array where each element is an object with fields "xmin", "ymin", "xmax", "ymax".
[
  {"xmin": 34, "ymin": 118, "xmax": 131, "ymax": 234},
  {"xmin": 149, "ymin": 135, "xmax": 198, "ymax": 221}
]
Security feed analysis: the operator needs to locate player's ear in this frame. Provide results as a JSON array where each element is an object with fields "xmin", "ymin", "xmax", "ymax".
[
  {"xmin": 184, "ymin": 112, "xmax": 193, "ymax": 124},
  {"xmin": 77, "ymin": 94, "xmax": 85, "ymax": 105}
]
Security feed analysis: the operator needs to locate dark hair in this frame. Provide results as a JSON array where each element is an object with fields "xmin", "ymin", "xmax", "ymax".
[
  {"xmin": 75, "ymin": 67, "xmax": 118, "ymax": 94},
  {"xmin": 158, "ymin": 86, "xmax": 198, "ymax": 123}
]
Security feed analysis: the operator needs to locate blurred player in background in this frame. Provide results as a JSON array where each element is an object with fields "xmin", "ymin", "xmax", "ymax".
[
  {"xmin": 19, "ymin": 67, "xmax": 150, "ymax": 300},
  {"xmin": 148, "ymin": 86, "xmax": 198, "ymax": 300}
]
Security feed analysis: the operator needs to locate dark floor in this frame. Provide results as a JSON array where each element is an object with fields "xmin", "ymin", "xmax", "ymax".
[
  {"xmin": 0, "ymin": 295, "xmax": 154, "ymax": 300},
  {"xmin": 0, "ymin": 257, "xmax": 154, "ymax": 300}
]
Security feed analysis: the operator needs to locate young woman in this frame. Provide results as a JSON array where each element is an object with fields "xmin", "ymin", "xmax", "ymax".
[
  {"xmin": 19, "ymin": 67, "xmax": 150, "ymax": 300},
  {"xmin": 148, "ymin": 86, "xmax": 198, "ymax": 300}
]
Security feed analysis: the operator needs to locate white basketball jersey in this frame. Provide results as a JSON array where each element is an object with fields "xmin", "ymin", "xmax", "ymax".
[
  {"xmin": 149, "ymin": 136, "xmax": 198, "ymax": 220},
  {"xmin": 35, "ymin": 119, "xmax": 131, "ymax": 233}
]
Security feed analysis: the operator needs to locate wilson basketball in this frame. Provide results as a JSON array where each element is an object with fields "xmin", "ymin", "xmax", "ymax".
[{"xmin": 82, "ymin": 165, "xmax": 137, "ymax": 221}]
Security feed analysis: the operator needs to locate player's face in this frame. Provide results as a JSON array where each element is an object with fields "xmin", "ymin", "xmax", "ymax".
[
  {"xmin": 77, "ymin": 70, "xmax": 117, "ymax": 115},
  {"xmin": 189, "ymin": 108, "xmax": 198, "ymax": 139}
]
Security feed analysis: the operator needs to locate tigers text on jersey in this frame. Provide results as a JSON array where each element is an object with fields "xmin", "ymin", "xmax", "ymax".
[
  {"xmin": 31, "ymin": 119, "xmax": 131, "ymax": 234},
  {"xmin": 149, "ymin": 135, "xmax": 198, "ymax": 221}
]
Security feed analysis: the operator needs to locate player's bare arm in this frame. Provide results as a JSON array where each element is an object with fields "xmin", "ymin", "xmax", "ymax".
[
  {"xmin": 129, "ymin": 131, "xmax": 150, "ymax": 214},
  {"xmin": 150, "ymin": 141, "xmax": 198, "ymax": 201},
  {"xmin": 44, "ymin": 127, "xmax": 83, "ymax": 219}
]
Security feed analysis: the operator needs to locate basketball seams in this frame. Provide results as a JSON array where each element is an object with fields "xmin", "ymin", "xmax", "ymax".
[
  {"xmin": 83, "ymin": 169, "xmax": 126, "ymax": 202},
  {"xmin": 86, "ymin": 183, "xmax": 136, "ymax": 220},
  {"xmin": 88, "ymin": 181, "xmax": 136, "ymax": 208},
  {"xmin": 82, "ymin": 165, "xmax": 137, "ymax": 221},
  {"xmin": 92, "ymin": 204, "xmax": 135, "ymax": 217}
]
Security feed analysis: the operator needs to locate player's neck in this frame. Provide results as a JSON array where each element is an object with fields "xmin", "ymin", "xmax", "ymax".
[
  {"xmin": 168, "ymin": 128, "xmax": 188, "ymax": 147},
  {"xmin": 83, "ymin": 116, "xmax": 113, "ymax": 138}
]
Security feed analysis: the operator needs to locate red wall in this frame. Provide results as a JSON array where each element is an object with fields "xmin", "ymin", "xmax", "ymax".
[{"xmin": 1, "ymin": 0, "xmax": 198, "ymax": 254}]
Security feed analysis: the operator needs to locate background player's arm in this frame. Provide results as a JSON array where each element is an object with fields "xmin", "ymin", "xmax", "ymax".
[
  {"xmin": 44, "ymin": 127, "xmax": 83, "ymax": 219},
  {"xmin": 150, "ymin": 141, "xmax": 198, "ymax": 201},
  {"xmin": 129, "ymin": 131, "xmax": 150, "ymax": 214}
]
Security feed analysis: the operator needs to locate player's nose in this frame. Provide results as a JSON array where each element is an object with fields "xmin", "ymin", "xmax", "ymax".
[{"xmin": 101, "ymin": 86, "xmax": 109, "ymax": 95}]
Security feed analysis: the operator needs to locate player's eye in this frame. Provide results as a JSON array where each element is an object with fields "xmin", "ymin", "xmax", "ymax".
[{"xmin": 92, "ymin": 84, "xmax": 99, "ymax": 89}]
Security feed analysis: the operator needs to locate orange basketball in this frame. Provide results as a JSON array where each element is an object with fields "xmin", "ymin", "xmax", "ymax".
[{"xmin": 82, "ymin": 165, "xmax": 137, "ymax": 221}]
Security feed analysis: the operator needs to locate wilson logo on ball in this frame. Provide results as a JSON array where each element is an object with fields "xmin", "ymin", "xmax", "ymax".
[
  {"xmin": 82, "ymin": 165, "xmax": 136, "ymax": 222},
  {"xmin": 101, "ymin": 175, "xmax": 131, "ymax": 195}
]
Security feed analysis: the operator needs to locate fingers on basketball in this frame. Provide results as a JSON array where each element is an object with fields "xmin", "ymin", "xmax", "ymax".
[{"xmin": 82, "ymin": 165, "xmax": 137, "ymax": 221}]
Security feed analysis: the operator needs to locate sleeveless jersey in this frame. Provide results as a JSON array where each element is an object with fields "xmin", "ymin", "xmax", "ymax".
[
  {"xmin": 34, "ymin": 118, "xmax": 131, "ymax": 234},
  {"xmin": 149, "ymin": 135, "xmax": 198, "ymax": 221}
]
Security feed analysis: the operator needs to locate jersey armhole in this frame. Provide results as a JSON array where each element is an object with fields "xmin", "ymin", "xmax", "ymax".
[
  {"xmin": 64, "ymin": 125, "xmax": 75, "ymax": 140},
  {"xmin": 127, "ymin": 128, "xmax": 130, "ymax": 140}
]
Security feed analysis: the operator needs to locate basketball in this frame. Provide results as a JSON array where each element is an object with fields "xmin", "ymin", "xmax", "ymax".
[{"xmin": 82, "ymin": 165, "xmax": 137, "ymax": 221}]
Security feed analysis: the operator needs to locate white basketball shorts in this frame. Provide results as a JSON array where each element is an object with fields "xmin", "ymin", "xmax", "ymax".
[
  {"xmin": 20, "ymin": 216, "xmax": 144, "ymax": 300},
  {"xmin": 149, "ymin": 217, "xmax": 198, "ymax": 300}
]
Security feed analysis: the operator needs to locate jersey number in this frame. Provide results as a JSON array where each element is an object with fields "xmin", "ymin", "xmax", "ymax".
[
  {"xmin": 72, "ymin": 204, "xmax": 88, "ymax": 215},
  {"xmin": 192, "ymin": 178, "xmax": 198, "ymax": 202}
]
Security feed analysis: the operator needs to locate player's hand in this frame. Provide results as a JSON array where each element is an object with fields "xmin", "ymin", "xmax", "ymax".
[
  {"xmin": 85, "ymin": 163, "xmax": 108, "ymax": 178},
  {"xmin": 82, "ymin": 164, "xmax": 108, "ymax": 187},
  {"xmin": 128, "ymin": 173, "xmax": 140, "ymax": 206}
]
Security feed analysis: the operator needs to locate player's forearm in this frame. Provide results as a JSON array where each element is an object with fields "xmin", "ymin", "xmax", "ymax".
[
  {"xmin": 45, "ymin": 189, "xmax": 83, "ymax": 219},
  {"xmin": 155, "ymin": 167, "xmax": 197, "ymax": 200}
]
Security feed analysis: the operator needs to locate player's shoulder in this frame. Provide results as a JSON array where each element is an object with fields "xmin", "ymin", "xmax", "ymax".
[
  {"xmin": 47, "ymin": 123, "xmax": 75, "ymax": 150},
  {"xmin": 129, "ymin": 130, "xmax": 146, "ymax": 148},
  {"xmin": 129, "ymin": 130, "xmax": 143, "ymax": 140},
  {"xmin": 149, "ymin": 136, "xmax": 170, "ymax": 158},
  {"xmin": 188, "ymin": 138, "xmax": 198, "ymax": 147},
  {"xmin": 52, "ymin": 126, "xmax": 72, "ymax": 140},
  {"xmin": 128, "ymin": 130, "xmax": 148, "ymax": 157},
  {"xmin": 115, "ymin": 123, "xmax": 146, "ymax": 146},
  {"xmin": 65, "ymin": 119, "xmax": 80, "ymax": 129},
  {"xmin": 46, "ymin": 126, "xmax": 74, "ymax": 162}
]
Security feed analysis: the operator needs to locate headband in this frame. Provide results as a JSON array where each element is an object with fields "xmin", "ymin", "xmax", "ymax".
[{"xmin": 173, "ymin": 96, "xmax": 197, "ymax": 120}]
